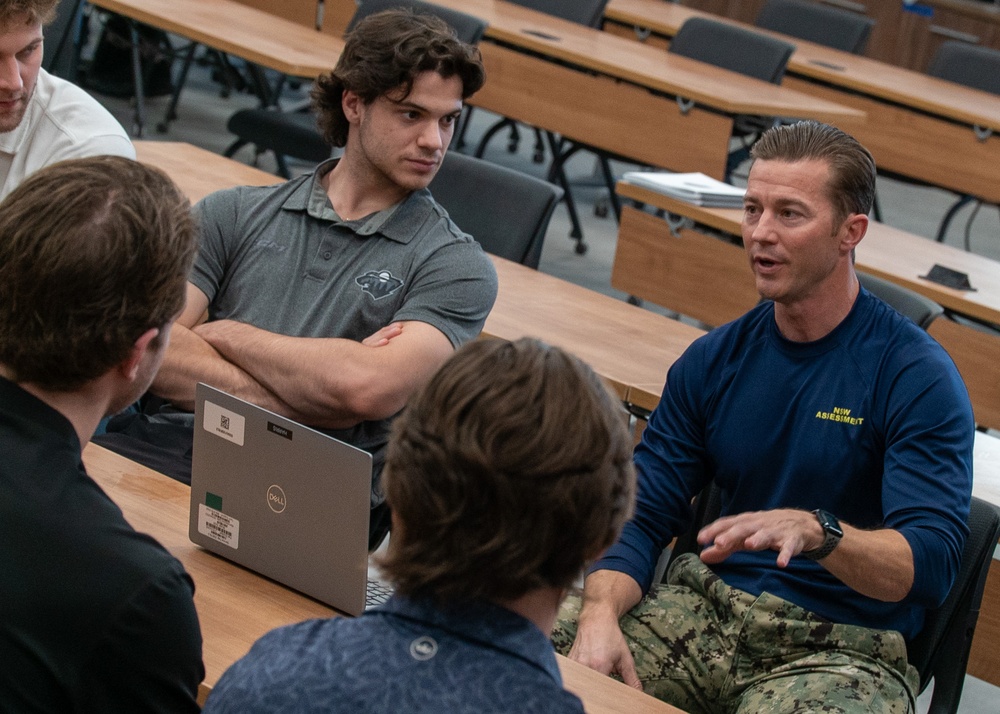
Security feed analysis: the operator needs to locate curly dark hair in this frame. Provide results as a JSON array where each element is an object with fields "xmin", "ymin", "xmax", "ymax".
[
  {"xmin": 311, "ymin": 8, "xmax": 485, "ymax": 148},
  {"xmin": 379, "ymin": 338, "xmax": 636, "ymax": 605},
  {"xmin": 0, "ymin": 157, "xmax": 196, "ymax": 391}
]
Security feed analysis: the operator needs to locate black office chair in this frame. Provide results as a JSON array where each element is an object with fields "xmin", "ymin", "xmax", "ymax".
[
  {"xmin": 858, "ymin": 271, "xmax": 944, "ymax": 330},
  {"xmin": 908, "ymin": 497, "xmax": 1000, "ymax": 714},
  {"xmin": 755, "ymin": 0, "xmax": 874, "ymax": 55},
  {"xmin": 925, "ymin": 41, "xmax": 1000, "ymax": 245},
  {"xmin": 223, "ymin": 0, "xmax": 487, "ymax": 178},
  {"xmin": 428, "ymin": 152, "xmax": 563, "ymax": 269},
  {"xmin": 667, "ymin": 483, "xmax": 1000, "ymax": 714},
  {"xmin": 669, "ymin": 17, "xmax": 794, "ymax": 85},
  {"xmin": 43, "ymin": 0, "xmax": 85, "ymax": 79}
]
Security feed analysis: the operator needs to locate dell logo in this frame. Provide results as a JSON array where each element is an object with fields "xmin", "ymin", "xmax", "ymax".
[{"xmin": 266, "ymin": 485, "xmax": 287, "ymax": 513}]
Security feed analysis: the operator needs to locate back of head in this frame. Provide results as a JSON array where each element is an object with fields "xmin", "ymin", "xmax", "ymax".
[
  {"xmin": 750, "ymin": 120, "xmax": 876, "ymax": 221},
  {"xmin": 311, "ymin": 8, "xmax": 485, "ymax": 147},
  {"xmin": 0, "ymin": 0, "xmax": 58, "ymax": 27},
  {"xmin": 0, "ymin": 156, "xmax": 197, "ymax": 391},
  {"xmin": 380, "ymin": 338, "xmax": 635, "ymax": 604}
]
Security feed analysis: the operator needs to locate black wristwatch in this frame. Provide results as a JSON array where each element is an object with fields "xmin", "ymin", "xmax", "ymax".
[{"xmin": 801, "ymin": 509, "xmax": 843, "ymax": 561}]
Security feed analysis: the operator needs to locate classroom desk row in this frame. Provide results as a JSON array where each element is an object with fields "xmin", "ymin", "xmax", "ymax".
[
  {"xmin": 603, "ymin": 0, "xmax": 1000, "ymax": 208},
  {"xmin": 82, "ymin": 445, "xmax": 685, "ymax": 713},
  {"xmin": 94, "ymin": 0, "xmax": 861, "ymax": 181}
]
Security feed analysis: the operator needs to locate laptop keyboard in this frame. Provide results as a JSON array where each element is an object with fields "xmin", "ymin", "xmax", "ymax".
[{"xmin": 365, "ymin": 579, "xmax": 394, "ymax": 608}]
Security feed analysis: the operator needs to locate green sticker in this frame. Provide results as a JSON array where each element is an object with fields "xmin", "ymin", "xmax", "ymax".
[{"xmin": 206, "ymin": 492, "xmax": 223, "ymax": 511}]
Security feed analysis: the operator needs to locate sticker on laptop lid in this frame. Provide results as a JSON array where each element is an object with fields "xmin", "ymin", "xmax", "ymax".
[
  {"xmin": 203, "ymin": 400, "xmax": 246, "ymax": 446},
  {"xmin": 198, "ymin": 503, "xmax": 240, "ymax": 549}
]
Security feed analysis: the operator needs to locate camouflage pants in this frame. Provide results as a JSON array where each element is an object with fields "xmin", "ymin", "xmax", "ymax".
[{"xmin": 552, "ymin": 554, "xmax": 919, "ymax": 714}]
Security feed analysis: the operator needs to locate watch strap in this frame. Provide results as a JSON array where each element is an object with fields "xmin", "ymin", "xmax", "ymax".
[{"xmin": 801, "ymin": 509, "xmax": 842, "ymax": 561}]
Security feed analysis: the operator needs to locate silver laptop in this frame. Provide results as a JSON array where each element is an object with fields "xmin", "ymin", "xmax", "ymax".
[{"xmin": 188, "ymin": 383, "xmax": 387, "ymax": 616}]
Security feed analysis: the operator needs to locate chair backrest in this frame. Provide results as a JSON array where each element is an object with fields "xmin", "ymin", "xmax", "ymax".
[
  {"xmin": 755, "ymin": 0, "xmax": 874, "ymax": 55},
  {"xmin": 507, "ymin": 0, "xmax": 609, "ymax": 28},
  {"xmin": 428, "ymin": 153, "xmax": 563, "ymax": 269},
  {"xmin": 43, "ymin": 0, "xmax": 84, "ymax": 79},
  {"xmin": 669, "ymin": 17, "xmax": 795, "ymax": 84},
  {"xmin": 928, "ymin": 41, "xmax": 1000, "ymax": 96},
  {"xmin": 857, "ymin": 271, "xmax": 943, "ymax": 330},
  {"xmin": 348, "ymin": 0, "xmax": 487, "ymax": 44},
  {"xmin": 907, "ymin": 497, "xmax": 1000, "ymax": 713}
]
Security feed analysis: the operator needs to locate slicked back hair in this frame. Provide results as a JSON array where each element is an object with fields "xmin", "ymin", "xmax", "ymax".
[
  {"xmin": 750, "ymin": 120, "xmax": 876, "ymax": 223},
  {"xmin": 379, "ymin": 338, "xmax": 635, "ymax": 604}
]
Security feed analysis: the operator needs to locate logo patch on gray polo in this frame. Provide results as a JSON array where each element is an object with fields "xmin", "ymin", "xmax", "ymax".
[{"xmin": 356, "ymin": 270, "xmax": 404, "ymax": 300}]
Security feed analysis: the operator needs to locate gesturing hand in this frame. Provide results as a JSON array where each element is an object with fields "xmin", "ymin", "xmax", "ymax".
[{"xmin": 697, "ymin": 509, "xmax": 825, "ymax": 567}]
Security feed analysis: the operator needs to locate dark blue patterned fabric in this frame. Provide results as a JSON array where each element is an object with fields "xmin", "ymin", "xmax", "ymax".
[{"xmin": 203, "ymin": 596, "xmax": 584, "ymax": 713}]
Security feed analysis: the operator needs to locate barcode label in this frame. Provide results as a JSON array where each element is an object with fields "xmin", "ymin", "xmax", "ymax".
[{"xmin": 198, "ymin": 503, "xmax": 240, "ymax": 549}]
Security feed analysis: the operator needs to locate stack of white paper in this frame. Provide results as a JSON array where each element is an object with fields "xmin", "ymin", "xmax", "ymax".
[{"xmin": 622, "ymin": 171, "xmax": 745, "ymax": 208}]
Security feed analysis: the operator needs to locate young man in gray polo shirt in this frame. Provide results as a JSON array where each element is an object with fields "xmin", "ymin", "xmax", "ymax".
[{"xmin": 146, "ymin": 10, "xmax": 497, "ymax": 549}]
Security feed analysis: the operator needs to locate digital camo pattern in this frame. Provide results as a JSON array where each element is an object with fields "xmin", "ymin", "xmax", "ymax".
[{"xmin": 553, "ymin": 554, "xmax": 918, "ymax": 714}]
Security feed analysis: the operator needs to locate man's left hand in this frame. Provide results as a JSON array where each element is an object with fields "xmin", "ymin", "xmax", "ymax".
[{"xmin": 697, "ymin": 509, "xmax": 825, "ymax": 567}]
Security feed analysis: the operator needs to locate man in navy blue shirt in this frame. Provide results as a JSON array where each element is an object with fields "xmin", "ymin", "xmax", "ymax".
[
  {"xmin": 202, "ymin": 338, "xmax": 636, "ymax": 713},
  {"xmin": 554, "ymin": 121, "xmax": 973, "ymax": 714}
]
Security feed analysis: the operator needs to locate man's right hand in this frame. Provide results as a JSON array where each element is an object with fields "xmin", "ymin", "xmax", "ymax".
[
  {"xmin": 569, "ymin": 607, "xmax": 643, "ymax": 690},
  {"xmin": 361, "ymin": 322, "xmax": 404, "ymax": 347},
  {"xmin": 568, "ymin": 569, "xmax": 646, "ymax": 690}
]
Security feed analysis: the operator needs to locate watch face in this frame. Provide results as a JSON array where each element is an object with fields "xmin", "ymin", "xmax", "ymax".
[{"xmin": 815, "ymin": 509, "xmax": 844, "ymax": 538}]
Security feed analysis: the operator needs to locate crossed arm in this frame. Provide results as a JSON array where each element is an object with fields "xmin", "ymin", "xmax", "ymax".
[{"xmin": 151, "ymin": 283, "xmax": 454, "ymax": 429}]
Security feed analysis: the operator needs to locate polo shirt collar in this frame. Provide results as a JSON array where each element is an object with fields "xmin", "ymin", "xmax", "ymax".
[
  {"xmin": 282, "ymin": 158, "xmax": 439, "ymax": 245},
  {"xmin": 376, "ymin": 595, "xmax": 564, "ymax": 686}
]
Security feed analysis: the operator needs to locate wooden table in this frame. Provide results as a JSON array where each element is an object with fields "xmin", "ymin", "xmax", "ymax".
[
  {"xmin": 88, "ymin": 0, "xmax": 341, "ymax": 78},
  {"xmin": 603, "ymin": 0, "xmax": 1000, "ymax": 207},
  {"xmin": 87, "ymin": 0, "xmax": 344, "ymax": 134},
  {"xmin": 484, "ymin": 256, "xmax": 703, "ymax": 401},
  {"xmin": 82, "ymin": 444, "xmax": 685, "ymax": 712},
  {"xmin": 422, "ymin": 0, "xmax": 862, "ymax": 182},
  {"xmin": 134, "ymin": 141, "xmax": 283, "ymax": 203}
]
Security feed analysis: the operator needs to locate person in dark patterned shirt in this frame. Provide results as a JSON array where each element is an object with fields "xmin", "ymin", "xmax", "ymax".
[{"xmin": 203, "ymin": 338, "xmax": 636, "ymax": 713}]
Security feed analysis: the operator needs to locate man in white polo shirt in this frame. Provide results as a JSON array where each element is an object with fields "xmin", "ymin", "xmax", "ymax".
[{"xmin": 0, "ymin": 0, "xmax": 133, "ymax": 199}]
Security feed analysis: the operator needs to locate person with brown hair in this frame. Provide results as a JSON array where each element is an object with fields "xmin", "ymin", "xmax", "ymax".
[
  {"xmin": 554, "ymin": 121, "xmax": 973, "ymax": 714},
  {"xmin": 202, "ymin": 338, "xmax": 636, "ymax": 714},
  {"xmin": 130, "ymin": 9, "xmax": 496, "ymax": 550},
  {"xmin": 0, "ymin": 0, "xmax": 133, "ymax": 199},
  {"xmin": 0, "ymin": 156, "xmax": 203, "ymax": 712}
]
